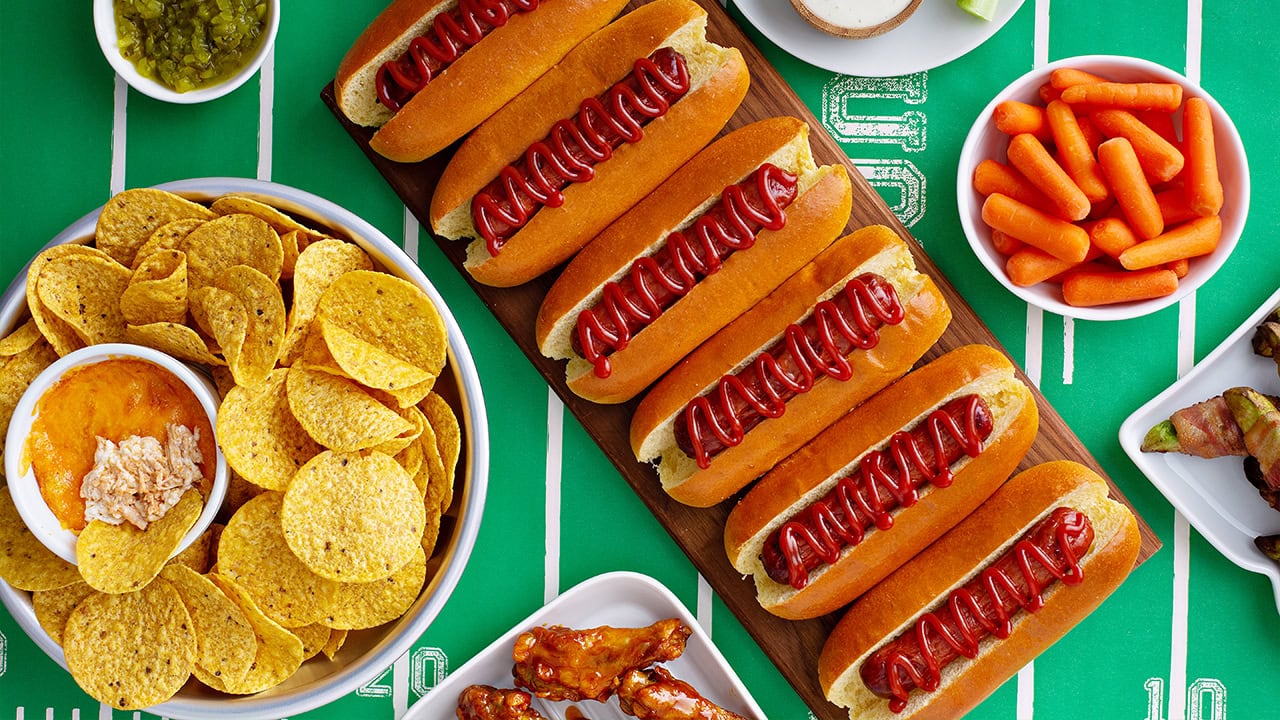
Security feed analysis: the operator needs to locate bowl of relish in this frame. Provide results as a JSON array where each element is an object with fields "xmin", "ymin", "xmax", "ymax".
[{"xmin": 93, "ymin": 0, "xmax": 279, "ymax": 104}]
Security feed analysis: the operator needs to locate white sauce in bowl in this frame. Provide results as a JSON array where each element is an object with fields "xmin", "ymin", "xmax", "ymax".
[{"xmin": 802, "ymin": 0, "xmax": 915, "ymax": 28}]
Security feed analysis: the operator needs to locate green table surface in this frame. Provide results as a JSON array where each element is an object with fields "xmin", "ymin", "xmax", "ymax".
[{"xmin": 3, "ymin": 2, "xmax": 1279, "ymax": 719}]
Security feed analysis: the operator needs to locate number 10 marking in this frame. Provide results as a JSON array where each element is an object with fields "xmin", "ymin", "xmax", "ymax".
[{"xmin": 1145, "ymin": 677, "xmax": 1227, "ymax": 720}]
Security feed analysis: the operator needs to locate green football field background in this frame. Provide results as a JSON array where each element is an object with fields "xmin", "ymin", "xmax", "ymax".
[{"xmin": 2, "ymin": 1, "xmax": 1279, "ymax": 718}]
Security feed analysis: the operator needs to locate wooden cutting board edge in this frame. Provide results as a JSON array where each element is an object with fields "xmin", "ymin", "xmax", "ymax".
[{"xmin": 318, "ymin": 2, "xmax": 1160, "ymax": 716}]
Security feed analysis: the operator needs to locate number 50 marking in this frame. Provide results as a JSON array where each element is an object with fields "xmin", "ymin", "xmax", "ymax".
[{"xmin": 1145, "ymin": 677, "xmax": 1227, "ymax": 720}]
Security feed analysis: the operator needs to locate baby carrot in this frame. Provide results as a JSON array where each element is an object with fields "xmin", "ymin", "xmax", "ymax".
[
  {"xmin": 1092, "ymin": 109, "xmax": 1185, "ymax": 183},
  {"xmin": 993, "ymin": 100, "xmax": 1053, "ymax": 141},
  {"xmin": 1062, "ymin": 266, "xmax": 1180, "ymax": 307},
  {"xmin": 1097, "ymin": 137, "xmax": 1164, "ymax": 240},
  {"xmin": 1076, "ymin": 115, "xmax": 1105, "ymax": 153},
  {"xmin": 1039, "ymin": 82, "xmax": 1061, "ymax": 104},
  {"xmin": 1167, "ymin": 258, "xmax": 1191, "ymax": 278},
  {"xmin": 972, "ymin": 159, "xmax": 1057, "ymax": 213},
  {"xmin": 991, "ymin": 229, "xmax": 1025, "ymax": 255},
  {"xmin": 1155, "ymin": 187, "xmax": 1199, "ymax": 225},
  {"xmin": 1137, "ymin": 109, "xmax": 1181, "ymax": 149},
  {"xmin": 1089, "ymin": 217, "xmax": 1140, "ymax": 258},
  {"xmin": 1118, "ymin": 215, "xmax": 1222, "ymax": 270},
  {"xmin": 1061, "ymin": 82, "xmax": 1184, "ymax": 112},
  {"xmin": 1049, "ymin": 67, "xmax": 1109, "ymax": 90},
  {"xmin": 982, "ymin": 192, "xmax": 1091, "ymax": 263},
  {"xmin": 1006, "ymin": 244, "xmax": 1105, "ymax": 287},
  {"xmin": 1183, "ymin": 97, "xmax": 1224, "ymax": 216},
  {"xmin": 1007, "ymin": 133, "xmax": 1092, "ymax": 221},
  {"xmin": 1045, "ymin": 100, "xmax": 1110, "ymax": 204}
]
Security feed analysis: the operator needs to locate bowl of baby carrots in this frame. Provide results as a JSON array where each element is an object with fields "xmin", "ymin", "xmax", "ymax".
[{"xmin": 957, "ymin": 55, "xmax": 1249, "ymax": 321}]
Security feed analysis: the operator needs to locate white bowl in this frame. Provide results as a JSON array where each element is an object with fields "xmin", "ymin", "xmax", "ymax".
[
  {"xmin": 956, "ymin": 54, "xmax": 1250, "ymax": 321},
  {"xmin": 0, "ymin": 179, "xmax": 490, "ymax": 720},
  {"xmin": 4, "ymin": 343, "xmax": 228, "ymax": 566},
  {"xmin": 92, "ymin": 0, "xmax": 280, "ymax": 104}
]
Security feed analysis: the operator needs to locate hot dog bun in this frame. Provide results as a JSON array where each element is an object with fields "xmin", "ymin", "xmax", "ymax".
[
  {"xmin": 724, "ymin": 344, "xmax": 1038, "ymax": 620},
  {"xmin": 429, "ymin": 0, "xmax": 750, "ymax": 287},
  {"xmin": 535, "ymin": 116, "xmax": 853, "ymax": 405},
  {"xmin": 630, "ymin": 225, "xmax": 951, "ymax": 508},
  {"xmin": 818, "ymin": 460, "xmax": 1141, "ymax": 720},
  {"xmin": 335, "ymin": 0, "xmax": 629, "ymax": 162}
]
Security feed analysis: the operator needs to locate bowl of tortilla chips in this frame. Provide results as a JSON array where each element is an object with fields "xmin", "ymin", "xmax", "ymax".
[{"xmin": 0, "ymin": 178, "xmax": 489, "ymax": 718}]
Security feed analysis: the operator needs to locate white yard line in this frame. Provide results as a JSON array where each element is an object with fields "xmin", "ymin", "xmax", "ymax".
[{"xmin": 545, "ymin": 389, "xmax": 564, "ymax": 605}]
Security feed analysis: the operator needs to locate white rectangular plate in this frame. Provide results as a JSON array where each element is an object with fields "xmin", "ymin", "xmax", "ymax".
[
  {"xmin": 1119, "ymin": 288, "xmax": 1280, "ymax": 613},
  {"xmin": 404, "ymin": 571, "xmax": 766, "ymax": 720}
]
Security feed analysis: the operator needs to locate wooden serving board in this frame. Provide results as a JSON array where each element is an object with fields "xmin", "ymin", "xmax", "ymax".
[{"xmin": 321, "ymin": 1, "xmax": 1160, "ymax": 716}]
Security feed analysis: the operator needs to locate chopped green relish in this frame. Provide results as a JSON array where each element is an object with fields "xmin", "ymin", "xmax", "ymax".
[{"xmin": 114, "ymin": 0, "xmax": 269, "ymax": 93}]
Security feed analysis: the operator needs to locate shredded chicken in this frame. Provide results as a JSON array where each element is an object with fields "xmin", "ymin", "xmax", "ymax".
[{"xmin": 80, "ymin": 423, "xmax": 204, "ymax": 530}]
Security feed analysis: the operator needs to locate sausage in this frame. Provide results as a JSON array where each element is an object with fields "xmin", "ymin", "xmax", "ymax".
[
  {"xmin": 674, "ymin": 272, "xmax": 904, "ymax": 466},
  {"xmin": 471, "ymin": 47, "xmax": 692, "ymax": 255},
  {"xmin": 570, "ymin": 162, "xmax": 800, "ymax": 377},
  {"xmin": 761, "ymin": 394, "xmax": 995, "ymax": 589},
  {"xmin": 858, "ymin": 506, "xmax": 1095, "ymax": 712}
]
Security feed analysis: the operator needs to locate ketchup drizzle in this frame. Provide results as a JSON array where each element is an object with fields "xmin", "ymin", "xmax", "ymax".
[
  {"xmin": 864, "ymin": 507, "xmax": 1094, "ymax": 713},
  {"xmin": 376, "ymin": 0, "xmax": 541, "ymax": 112},
  {"xmin": 768, "ymin": 395, "xmax": 990, "ymax": 590},
  {"xmin": 678, "ymin": 273, "xmax": 905, "ymax": 469},
  {"xmin": 574, "ymin": 163, "xmax": 799, "ymax": 379},
  {"xmin": 471, "ymin": 48, "xmax": 691, "ymax": 256}
]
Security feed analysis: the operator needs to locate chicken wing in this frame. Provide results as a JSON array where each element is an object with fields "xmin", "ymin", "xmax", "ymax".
[
  {"xmin": 456, "ymin": 684, "xmax": 546, "ymax": 720},
  {"xmin": 512, "ymin": 618, "xmax": 690, "ymax": 702},
  {"xmin": 617, "ymin": 667, "xmax": 748, "ymax": 720}
]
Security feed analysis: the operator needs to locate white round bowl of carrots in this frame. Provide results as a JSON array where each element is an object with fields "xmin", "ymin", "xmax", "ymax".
[{"xmin": 957, "ymin": 55, "xmax": 1249, "ymax": 321}]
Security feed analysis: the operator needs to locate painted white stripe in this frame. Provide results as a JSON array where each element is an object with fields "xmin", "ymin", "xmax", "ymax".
[
  {"xmin": 14, "ymin": 708, "xmax": 21, "ymax": 720},
  {"xmin": 545, "ymin": 388, "xmax": 564, "ymax": 604},
  {"xmin": 98, "ymin": 703, "xmax": 111, "ymax": 720},
  {"xmin": 1024, "ymin": 305, "xmax": 1045, "ymax": 387},
  {"xmin": 403, "ymin": 209, "xmax": 420, "ymax": 264},
  {"xmin": 257, "ymin": 44, "xmax": 275, "ymax": 182},
  {"xmin": 1167, "ymin": 4, "xmax": 1203, "ymax": 719},
  {"xmin": 110, "ymin": 75, "xmax": 128, "ymax": 195},
  {"xmin": 1017, "ymin": 3, "xmax": 1053, "ymax": 716},
  {"xmin": 696, "ymin": 574, "xmax": 714, "ymax": 636},
  {"xmin": 393, "ymin": 649, "xmax": 410, "ymax": 719},
  {"xmin": 1062, "ymin": 317, "xmax": 1075, "ymax": 385}
]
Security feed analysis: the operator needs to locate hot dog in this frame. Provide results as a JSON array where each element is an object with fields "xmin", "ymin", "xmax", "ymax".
[
  {"xmin": 334, "ymin": 0, "xmax": 629, "ymax": 163},
  {"xmin": 723, "ymin": 344, "xmax": 1038, "ymax": 620},
  {"xmin": 629, "ymin": 225, "xmax": 951, "ymax": 508},
  {"xmin": 535, "ymin": 116, "xmax": 853, "ymax": 404},
  {"xmin": 818, "ymin": 460, "xmax": 1141, "ymax": 720},
  {"xmin": 429, "ymin": 0, "xmax": 750, "ymax": 287}
]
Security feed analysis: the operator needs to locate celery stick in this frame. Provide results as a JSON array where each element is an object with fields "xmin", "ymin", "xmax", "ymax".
[{"xmin": 957, "ymin": 0, "xmax": 1000, "ymax": 21}]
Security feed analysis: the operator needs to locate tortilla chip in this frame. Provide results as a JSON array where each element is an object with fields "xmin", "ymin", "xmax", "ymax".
[
  {"xmin": 25, "ymin": 245, "xmax": 114, "ymax": 356},
  {"xmin": 212, "ymin": 265, "xmax": 285, "ymax": 388},
  {"xmin": 198, "ymin": 574, "xmax": 305, "ymax": 695},
  {"xmin": 281, "ymin": 450, "xmax": 425, "ymax": 582},
  {"xmin": 182, "ymin": 213, "xmax": 283, "ymax": 290},
  {"xmin": 290, "ymin": 622, "xmax": 333, "ymax": 661},
  {"xmin": 36, "ymin": 253, "xmax": 131, "ymax": 345},
  {"xmin": 124, "ymin": 322, "xmax": 225, "ymax": 366},
  {"xmin": 286, "ymin": 368, "xmax": 412, "ymax": 452},
  {"xmin": 96, "ymin": 187, "xmax": 215, "ymax": 267},
  {"xmin": 217, "ymin": 492, "xmax": 338, "ymax": 628},
  {"xmin": 160, "ymin": 564, "xmax": 256, "ymax": 686},
  {"xmin": 0, "ymin": 337, "xmax": 59, "ymax": 449},
  {"xmin": 0, "ymin": 489, "xmax": 82, "ymax": 591},
  {"xmin": 121, "ymin": 249, "xmax": 188, "ymax": 326},
  {"xmin": 62, "ymin": 577, "xmax": 196, "ymax": 710},
  {"xmin": 216, "ymin": 369, "xmax": 323, "ymax": 491},
  {"xmin": 280, "ymin": 239, "xmax": 372, "ymax": 365},
  {"xmin": 321, "ymin": 628, "xmax": 348, "ymax": 661},
  {"xmin": 76, "ymin": 490, "xmax": 204, "ymax": 594},
  {"xmin": 324, "ymin": 546, "xmax": 426, "ymax": 630},
  {"xmin": 316, "ymin": 270, "xmax": 446, "ymax": 390},
  {"xmin": 32, "ymin": 581, "xmax": 99, "ymax": 646},
  {"xmin": 0, "ymin": 317, "xmax": 43, "ymax": 357},
  {"xmin": 131, "ymin": 217, "xmax": 207, "ymax": 271}
]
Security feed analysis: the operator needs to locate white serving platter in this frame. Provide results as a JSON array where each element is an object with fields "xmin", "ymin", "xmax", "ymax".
[
  {"xmin": 1119, "ymin": 288, "xmax": 1280, "ymax": 613},
  {"xmin": 404, "ymin": 571, "xmax": 766, "ymax": 720}
]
